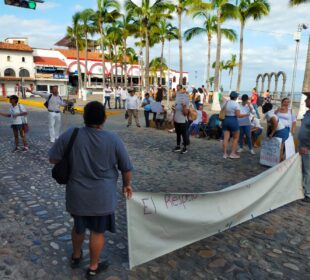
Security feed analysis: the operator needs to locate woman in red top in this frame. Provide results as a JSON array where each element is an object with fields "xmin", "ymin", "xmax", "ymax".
[{"xmin": 251, "ymin": 88, "xmax": 260, "ymax": 119}]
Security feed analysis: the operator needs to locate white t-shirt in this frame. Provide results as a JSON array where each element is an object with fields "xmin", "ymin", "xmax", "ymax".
[
  {"xmin": 121, "ymin": 89, "xmax": 128, "ymax": 100},
  {"xmin": 193, "ymin": 110, "xmax": 202, "ymax": 125},
  {"xmin": 265, "ymin": 110, "xmax": 285, "ymax": 131},
  {"xmin": 276, "ymin": 110, "xmax": 296, "ymax": 129},
  {"xmin": 225, "ymin": 100, "xmax": 240, "ymax": 116},
  {"xmin": 125, "ymin": 95, "xmax": 140, "ymax": 110},
  {"xmin": 9, "ymin": 104, "xmax": 27, "ymax": 125},
  {"xmin": 238, "ymin": 103, "xmax": 254, "ymax": 126},
  {"xmin": 104, "ymin": 88, "xmax": 112, "ymax": 97},
  {"xmin": 115, "ymin": 89, "xmax": 122, "ymax": 97}
]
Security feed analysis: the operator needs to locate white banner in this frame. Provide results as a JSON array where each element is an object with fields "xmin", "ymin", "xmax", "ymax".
[
  {"xmin": 260, "ymin": 137, "xmax": 282, "ymax": 167},
  {"xmin": 127, "ymin": 154, "xmax": 303, "ymax": 269}
]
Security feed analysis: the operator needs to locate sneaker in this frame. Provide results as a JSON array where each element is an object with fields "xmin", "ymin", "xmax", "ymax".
[
  {"xmin": 237, "ymin": 148, "xmax": 244, "ymax": 153},
  {"xmin": 229, "ymin": 154, "xmax": 240, "ymax": 159},
  {"xmin": 126, "ymin": 124, "xmax": 130, "ymax": 127},
  {"xmin": 137, "ymin": 124, "xmax": 141, "ymax": 127},
  {"xmin": 71, "ymin": 250, "xmax": 83, "ymax": 269},
  {"xmin": 173, "ymin": 146, "xmax": 181, "ymax": 152},
  {"xmin": 12, "ymin": 147, "xmax": 19, "ymax": 153},
  {"xmin": 181, "ymin": 147, "xmax": 188, "ymax": 154},
  {"xmin": 50, "ymin": 139, "xmax": 55, "ymax": 143},
  {"xmin": 22, "ymin": 146, "xmax": 29, "ymax": 152},
  {"xmin": 250, "ymin": 149, "xmax": 256, "ymax": 155},
  {"xmin": 223, "ymin": 153, "xmax": 228, "ymax": 159}
]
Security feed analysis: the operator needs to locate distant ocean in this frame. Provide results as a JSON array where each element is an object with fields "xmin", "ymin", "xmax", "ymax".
[{"xmin": 226, "ymin": 91, "xmax": 303, "ymax": 102}]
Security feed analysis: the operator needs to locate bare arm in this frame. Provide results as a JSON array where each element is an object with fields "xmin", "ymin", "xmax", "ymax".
[
  {"xmin": 122, "ymin": 170, "xmax": 133, "ymax": 199},
  {"xmin": 32, "ymin": 91, "xmax": 50, "ymax": 99},
  {"xmin": 0, "ymin": 112, "xmax": 10, "ymax": 117},
  {"xmin": 269, "ymin": 117, "xmax": 278, "ymax": 137},
  {"xmin": 49, "ymin": 159, "xmax": 60, "ymax": 164}
]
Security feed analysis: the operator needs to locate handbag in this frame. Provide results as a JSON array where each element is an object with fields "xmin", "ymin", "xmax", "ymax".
[
  {"xmin": 52, "ymin": 128, "xmax": 79, "ymax": 184},
  {"xmin": 18, "ymin": 104, "xmax": 29, "ymax": 133},
  {"xmin": 219, "ymin": 101, "xmax": 228, "ymax": 121},
  {"xmin": 125, "ymin": 111, "xmax": 129, "ymax": 119}
]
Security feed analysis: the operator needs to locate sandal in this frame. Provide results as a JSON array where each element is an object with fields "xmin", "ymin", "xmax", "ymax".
[
  {"xmin": 86, "ymin": 261, "xmax": 109, "ymax": 278},
  {"xmin": 71, "ymin": 250, "xmax": 83, "ymax": 268}
]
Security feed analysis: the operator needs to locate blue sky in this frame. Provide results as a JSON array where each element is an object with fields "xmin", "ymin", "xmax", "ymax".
[{"xmin": 0, "ymin": 0, "xmax": 309, "ymax": 93}]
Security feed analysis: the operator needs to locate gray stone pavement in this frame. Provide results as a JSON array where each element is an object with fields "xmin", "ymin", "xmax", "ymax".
[{"xmin": 0, "ymin": 103, "xmax": 310, "ymax": 280}]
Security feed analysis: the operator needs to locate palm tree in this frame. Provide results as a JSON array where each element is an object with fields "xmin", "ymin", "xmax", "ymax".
[
  {"xmin": 209, "ymin": 0, "xmax": 237, "ymax": 92},
  {"xmin": 235, "ymin": 0, "xmax": 270, "ymax": 92},
  {"xmin": 209, "ymin": 76, "xmax": 215, "ymax": 89},
  {"xmin": 289, "ymin": 0, "xmax": 310, "ymax": 95},
  {"xmin": 289, "ymin": 0, "xmax": 309, "ymax": 4},
  {"xmin": 212, "ymin": 60, "xmax": 225, "ymax": 91},
  {"xmin": 184, "ymin": 11, "xmax": 237, "ymax": 91},
  {"xmin": 224, "ymin": 54, "xmax": 238, "ymax": 91},
  {"xmin": 125, "ymin": 0, "xmax": 173, "ymax": 92},
  {"xmin": 174, "ymin": 0, "xmax": 197, "ymax": 84},
  {"xmin": 150, "ymin": 57, "xmax": 168, "ymax": 86},
  {"xmin": 153, "ymin": 21, "xmax": 178, "ymax": 86},
  {"xmin": 127, "ymin": 48, "xmax": 139, "ymax": 86},
  {"xmin": 79, "ymin": 9, "xmax": 96, "ymax": 88},
  {"xmin": 95, "ymin": 0, "xmax": 120, "ymax": 90},
  {"xmin": 66, "ymin": 12, "xmax": 84, "ymax": 97}
]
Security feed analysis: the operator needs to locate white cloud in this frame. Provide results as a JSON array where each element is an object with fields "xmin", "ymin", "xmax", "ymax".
[
  {"xmin": 74, "ymin": 4, "xmax": 84, "ymax": 12},
  {"xmin": 0, "ymin": 15, "xmax": 65, "ymax": 48},
  {"xmin": 36, "ymin": 1, "xmax": 60, "ymax": 11}
]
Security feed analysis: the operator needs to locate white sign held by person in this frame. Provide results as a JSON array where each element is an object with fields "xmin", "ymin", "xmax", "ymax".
[
  {"xmin": 259, "ymin": 137, "xmax": 282, "ymax": 167},
  {"xmin": 150, "ymin": 102, "xmax": 163, "ymax": 113},
  {"xmin": 127, "ymin": 154, "xmax": 303, "ymax": 269},
  {"xmin": 175, "ymin": 93, "xmax": 189, "ymax": 107}
]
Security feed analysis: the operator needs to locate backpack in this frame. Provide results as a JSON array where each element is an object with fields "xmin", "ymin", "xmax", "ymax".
[
  {"xmin": 208, "ymin": 114, "xmax": 220, "ymax": 129},
  {"xmin": 44, "ymin": 94, "xmax": 52, "ymax": 109}
]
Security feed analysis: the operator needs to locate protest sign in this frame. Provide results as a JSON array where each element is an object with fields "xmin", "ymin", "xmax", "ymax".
[
  {"xmin": 259, "ymin": 137, "xmax": 282, "ymax": 167},
  {"xmin": 127, "ymin": 154, "xmax": 303, "ymax": 269},
  {"xmin": 175, "ymin": 93, "xmax": 189, "ymax": 107},
  {"xmin": 150, "ymin": 102, "xmax": 163, "ymax": 113}
]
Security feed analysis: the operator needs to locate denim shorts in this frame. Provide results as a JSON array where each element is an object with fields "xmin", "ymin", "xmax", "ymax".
[
  {"xmin": 72, "ymin": 214, "xmax": 116, "ymax": 234},
  {"xmin": 222, "ymin": 116, "xmax": 239, "ymax": 133},
  {"xmin": 274, "ymin": 128, "xmax": 289, "ymax": 143}
]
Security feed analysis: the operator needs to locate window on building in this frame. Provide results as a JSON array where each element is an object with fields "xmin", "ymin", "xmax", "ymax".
[
  {"xmin": 37, "ymin": 85, "xmax": 48, "ymax": 92},
  {"xmin": 22, "ymin": 57, "xmax": 25, "ymax": 62},
  {"xmin": 7, "ymin": 56, "xmax": 10, "ymax": 62},
  {"xmin": 4, "ymin": 68, "xmax": 16, "ymax": 77},
  {"xmin": 19, "ymin": 69, "xmax": 30, "ymax": 77},
  {"xmin": 173, "ymin": 76, "xmax": 176, "ymax": 82},
  {"xmin": 182, "ymin": 77, "xmax": 187, "ymax": 86}
]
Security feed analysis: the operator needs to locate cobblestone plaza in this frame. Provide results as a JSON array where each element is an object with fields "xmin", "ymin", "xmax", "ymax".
[{"xmin": 0, "ymin": 104, "xmax": 310, "ymax": 279}]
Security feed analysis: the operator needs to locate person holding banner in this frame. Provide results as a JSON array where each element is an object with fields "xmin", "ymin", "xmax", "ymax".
[
  {"xmin": 48, "ymin": 101, "xmax": 133, "ymax": 277},
  {"xmin": 262, "ymin": 103, "xmax": 289, "ymax": 161},
  {"xmin": 275, "ymin": 98, "xmax": 297, "ymax": 135},
  {"xmin": 298, "ymin": 94, "xmax": 310, "ymax": 202}
]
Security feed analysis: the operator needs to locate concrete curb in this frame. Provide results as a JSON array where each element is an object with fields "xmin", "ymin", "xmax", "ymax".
[{"xmin": 0, "ymin": 97, "xmax": 122, "ymax": 116}]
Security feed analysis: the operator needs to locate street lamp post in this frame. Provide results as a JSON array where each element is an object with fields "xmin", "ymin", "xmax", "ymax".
[{"xmin": 290, "ymin": 23, "xmax": 308, "ymax": 108}]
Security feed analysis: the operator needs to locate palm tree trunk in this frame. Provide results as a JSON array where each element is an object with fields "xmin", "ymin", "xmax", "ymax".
[
  {"xmin": 84, "ymin": 34, "xmax": 88, "ymax": 88},
  {"xmin": 76, "ymin": 40, "xmax": 82, "ymax": 98},
  {"xmin": 207, "ymin": 35, "xmax": 211, "ymax": 91},
  {"xmin": 237, "ymin": 22, "xmax": 244, "ymax": 92},
  {"xmin": 178, "ymin": 11, "xmax": 183, "ymax": 84},
  {"xmin": 214, "ymin": 8, "xmax": 222, "ymax": 92},
  {"xmin": 145, "ymin": 30, "xmax": 150, "ymax": 92},
  {"xmin": 100, "ymin": 25, "xmax": 106, "ymax": 90},
  {"xmin": 124, "ymin": 39, "xmax": 128, "ymax": 88},
  {"xmin": 160, "ymin": 40, "xmax": 165, "ymax": 85},
  {"xmin": 302, "ymin": 36, "xmax": 310, "ymax": 94},
  {"xmin": 229, "ymin": 70, "xmax": 233, "ymax": 91}
]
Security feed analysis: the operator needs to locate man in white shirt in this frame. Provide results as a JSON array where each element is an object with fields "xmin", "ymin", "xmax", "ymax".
[
  {"xmin": 125, "ymin": 90, "xmax": 140, "ymax": 127},
  {"xmin": 121, "ymin": 87, "xmax": 128, "ymax": 109},
  {"xmin": 115, "ymin": 86, "xmax": 122, "ymax": 109},
  {"xmin": 33, "ymin": 86, "xmax": 65, "ymax": 143},
  {"xmin": 103, "ymin": 85, "xmax": 112, "ymax": 109}
]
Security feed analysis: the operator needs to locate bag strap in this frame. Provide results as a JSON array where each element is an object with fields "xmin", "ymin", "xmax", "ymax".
[
  {"xmin": 46, "ymin": 94, "xmax": 52, "ymax": 105},
  {"xmin": 64, "ymin": 128, "xmax": 79, "ymax": 158}
]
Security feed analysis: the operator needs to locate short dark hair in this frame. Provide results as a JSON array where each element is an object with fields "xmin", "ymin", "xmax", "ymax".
[
  {"xmin": 241, "ymin": 94, "xmax": 249, "ymax": 101},
  {"xmin": 83, "ymin": 101, "xmax": 106, "ymax": 126},
  {"xmin": 9, "ymin": 95, "xmax": 19, "ymax": 102},
  {"xmin": 281, "ymin": 97, "xmax": 289, "ymax": 104},
  {"xmin": 262, "ymin": 102, "xmax": 273, "ymax": 114},
  {"xmin": 198, "ymin": 88, "xmax": 203, "ymax": 93}
]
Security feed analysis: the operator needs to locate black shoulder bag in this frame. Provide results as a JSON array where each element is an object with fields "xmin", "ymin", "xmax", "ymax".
[
  {"xmin": 52, "ymin": 128, "xmax": 79, "ymax": 184},
  {"xmin": 44, "ymin": 94, "xmax": 52, "ymax": 109}
]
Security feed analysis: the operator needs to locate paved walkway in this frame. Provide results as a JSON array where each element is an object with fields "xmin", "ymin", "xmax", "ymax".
[{"xmin": 0, "ymin": 104, "xmax": 309, "ymax": 280}]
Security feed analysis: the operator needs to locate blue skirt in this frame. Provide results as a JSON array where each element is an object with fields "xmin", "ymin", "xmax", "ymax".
[{"xmin": 72, "ymin": 214, "xmax": 116, "ymax": 234}]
